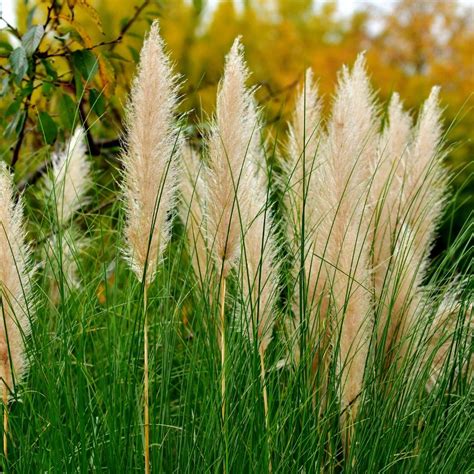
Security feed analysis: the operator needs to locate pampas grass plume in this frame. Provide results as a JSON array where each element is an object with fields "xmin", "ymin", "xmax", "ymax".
[
  {"xmin": 206, "ymin": 37, "xmax": 256, "ymax": 278},
  {"xmin": 120, "ymin": 21, "xmax": 181, "ymax": 474},
  {"xmin": 0, "ymin": 163, "xmax": 33, "ymax": 394},
  {"xmin": 289, "ymin": 55, "xmax": 376, "ymax": 446},
  {"xmin": 122, "ymin": 20, "xmax": 180, "ymax": 286},
  {"xmin": 44, "ymin": 128, "xmax": 91, "ymax": 302},
  {"xmin": 285, "ymin": 68, "xmax": 322, "ymax": 247},
  {"xmin": 317, "ymin": 55, "xmax": 375, "ymax": 437},
  {"xmin": 48, "ymin": 127, "xmax": 91, "ymax": 224},
  {"xmin": 403, "ymin": 86, "xmax": 447, "ymax": 258},
  {"xmin": 180, "ymin": 145, "xmax": 209, "ymax": 288},
  {"xmin": 382, "ymin": 88, "xmax": 447, "ymax": 360}
]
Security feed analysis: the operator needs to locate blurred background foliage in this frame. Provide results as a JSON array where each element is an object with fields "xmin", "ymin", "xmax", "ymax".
[{"xmin": 0, "ymin": 0, "xmax": 472, "ymax": 267}]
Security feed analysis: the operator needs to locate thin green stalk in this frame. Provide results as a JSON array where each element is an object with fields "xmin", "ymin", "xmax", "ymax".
[
  {"xmin": 2, "ymin": 381, "xmax": 7, "ymax": 462},
  {"xmin": 259, "ymin": 346, "xmax": 272, "ymax": 472},
  {"xmin": 144, "ymin": 283, "xmax": 150, "ymax": 474}
]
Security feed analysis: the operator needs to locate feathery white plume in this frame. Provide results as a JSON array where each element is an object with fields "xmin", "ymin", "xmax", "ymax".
[
  {"xmin": 385, "ymin": 88, "xmax": 447, "ymax": 360},
  {"xmin": 403, "ymin": 87, "xmax": 447, "ymax": 259},
  {"xmin": 371, "ymin": 94, "xmax": 414, "ymax": 349},
  {"xmin": 121, "ymin": 22, "xmax": 181, "ymax": 472},
  {"xmin": 286, "ymin": 55, "xmax": 376, "ymax": 441},
  {"xmin": 314, "ymin": 54, "xmax": 376, "ymax": 431},
  {"xmin": 284, "ymin": 68, "xmax": 322, "ymax": 246},
  {"xmin": 0, "ymin": 163, "xmax": 33, "ymax": 394},
  {"xmin": 48, "ymin": 127, "xmax": 91, "ymax": 224},
  {"xmin": 45, "ymin": 127, "xmax": 91, "ymax": 301},
  {"xmin": 122, "ymin": 21, "xmax": 181, "ymax": 285},
  {"xmin": 241, "ymin": 159, "xmax": 280, "ymax": 353},
  {"xmin": 180, "ymin": 144, "xmax": 209, "ymax": 287},
  {"xmin": 206, "ymin": 37, "xmax": 257, "ymax": 278}
]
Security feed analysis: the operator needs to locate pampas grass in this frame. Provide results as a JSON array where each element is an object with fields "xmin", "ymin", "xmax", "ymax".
[
  {"xmin": 122, "ymin": 21, "xmax": 180, "ymax": 287},
  {"xmin": 44, "ymin": 127, "xmax": 91, "ymax": 302},
  {"xmin": 179, "ymin": 39, "xmax": 280, "ymax": 469},
  {"xmin": 121, "ymin": 21, "xmax": 181, "ymax": 474},
  {"xmin": 180, "ymin": 145, "xmax": 209, "ymax": 290},
  {"xmin": 178, "ymin": 38, "xmax": 280, "ymax": 470},
  {"xmin": 285, "ymin": 55, "xmax": 376, "ymax": 448},
  {"xmin": 282, "ymin": 55, "xmax": 468, "ymax": 459},
  {"xmin": 176, "ymin": 46, "xmax": 465, "ymax": 464},
  {"xmin": 0, "ymin": 163, "xmax": 33, "ymax": 458},
  {"xmin": 394, "ymin": 88, "xmax": 448, "ymax": 359},
  {"xmin": 48, "ymin": 127, "xmax": 91, "ymax": 225},
  {"xmin": 423, "ymin": 286, "xmax": 473, "ymax": 392},
  {"xmin": 371, "ymin": 88, "xmax": 448, "ymax": 366},
  {"xmin": 206, "ymin": 38, "xmax": 256, "ymax": 281},
  {"xmin": 205, "ymin": 38, "xmax": 258, "ymax": 428}
]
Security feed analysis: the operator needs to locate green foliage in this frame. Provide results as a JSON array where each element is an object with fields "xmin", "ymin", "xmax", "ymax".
[
  {"xmin": 9, "ymin": 46, "xmax": 28, "ymax": 82},
  {"xmin": 37, "ymin": 110, "xmax": 58, "ymax": 144},
  {"xmin": 22, "ymin": 24, "xmax": 44, "ymax": 56},
  {"xmin": 59, "ymin": 93, "xmax": 78, "ymax": 129}
]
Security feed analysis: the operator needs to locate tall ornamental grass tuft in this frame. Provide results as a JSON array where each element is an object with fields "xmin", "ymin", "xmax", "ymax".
[
  {"xmin": 121, "ymin": 21, "xmax": 181, "ymax": 474},
  {"xmin": 0, "ymin": 163, "xmax": 34, "ymax": 459}
]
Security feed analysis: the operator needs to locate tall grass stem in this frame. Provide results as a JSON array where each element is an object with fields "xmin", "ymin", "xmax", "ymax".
[
  {"xmin": 144, "ymin": 284, "xmax": 150, "ymax": 474},
  {"xmin": 2, "ymin": 382, "xmax": 7, "ymax": 460},
  {"xmin": 259, "ymin": 346, "xmax": 272, "ymax": 472},
  {"xmin": 219, "ymin": 276, "xmax": 226, "ymax": 422}
]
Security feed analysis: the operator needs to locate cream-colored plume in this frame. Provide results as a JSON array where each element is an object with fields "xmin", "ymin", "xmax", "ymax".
[
  {"xmin": 180, "ymin": 39, "xmax": 280, "ymax": 350},
  {"xmin": 371, "ymin": 94, "xmax": 414, "ymax": 350},
  {"xmin": 121, "ymin": 22, "xmax": 181, "ymax": 473},
  {"xmin": 180, "ymin": 145, "xmax": 209, "ymax": 287},
  {"xmin": 122, "ymin": 21, "xmax": 181, "ymax": 285},
  {"xmin": 402, "ymin": 87, "xmax": 447, "ymax": 260},
  {"xmin": 206, "ymin": 37, "xmax": 257, "ymax": 278},
  {"xmin": 314, "ymin": 54, "xmax": 375, "ymax": 430},
  {"xmin": 284, "ymin": 68, "xmax": 322, "ymax": 247},
  {"xmin": 286, "ymin": 55, "xmax": 376, "ymax": 441},
  {"xmin": 241, "ymin": 164, "xmax": 280, "ymax": 353},
  {"xmin": 378, "ymin": 88, "xmax": 447, "ymax": 361},
  {"xmin": 423, "ymin": 288, "xmax": 473, "ymax": 392},
  {"xmin": 48, "ymin": 127, "xmax": 91, "ymax": 224},
  {"xmin": 44, "ymin": 128, "xmax": 91, "ymax": 302},
  {"xmin": 0, "ymin": 163, "xmax": 33, "ymax": 394}
]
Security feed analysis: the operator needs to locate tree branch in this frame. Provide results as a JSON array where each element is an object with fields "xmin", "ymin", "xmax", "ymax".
[{"xmin": 112, "ymin": 0, "xmax": 152, "ymax": 49}]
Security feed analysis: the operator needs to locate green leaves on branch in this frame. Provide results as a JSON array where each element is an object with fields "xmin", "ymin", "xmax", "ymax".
[
  {"xmin": 22, "ymin": 25, "xmax": 44, "ymax": 56},
  {"xmin": 72, "ymin": 50, "xmax": 99, "ymax": 81},
  {"xmin": 72, "ymin": 50, "xmax": 99, "ymax": 96},
  {"xmin": 0, "ymin": 41, "xmax": 13, "ymax": 55},
  {"xmin": 10, "ymin": 47, "xmax": 28, "ymax": 83},
  {"xmin": 37, "ymin": 111, "xmax": 58, "ymax": 145},
  {"xmin": 59, "ymin": 94, "xmax": 78, "ymax": 131},
  {"xmin": 9, "ymin": 25, "xmax": 44, "ymax": 83},
  {"xmin": 90, "ymin": 88, "xmax": 105, "ymax": 116}
]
